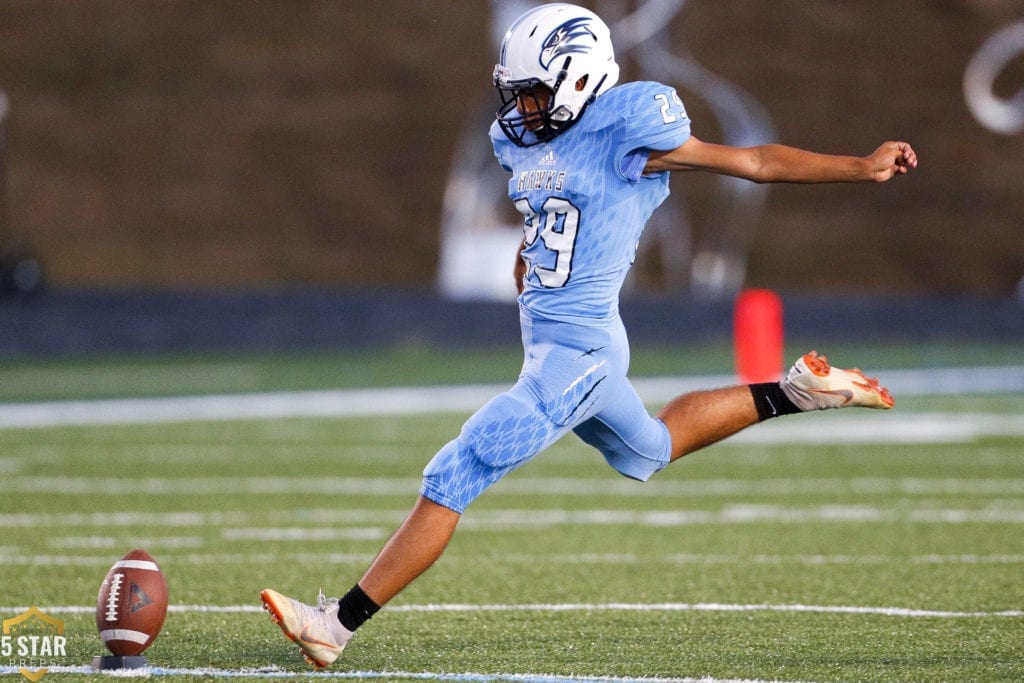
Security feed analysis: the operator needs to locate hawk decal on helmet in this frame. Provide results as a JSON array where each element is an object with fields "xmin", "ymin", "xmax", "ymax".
[{"xmin": 539, "ymin": 18, "xmax": 598, "ymax": 70}]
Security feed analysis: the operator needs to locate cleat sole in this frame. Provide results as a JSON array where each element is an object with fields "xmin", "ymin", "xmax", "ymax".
[
  {"xmin": 848, "ymin": 369, "xmax": 895, "ymax": 409},
  {"xmin": 261, "ymin": 590, "xmax": 297, "ymax": 644},
  {"xmin": 802, "ymin": 350, "xmax": 831, "ymax": 377}
]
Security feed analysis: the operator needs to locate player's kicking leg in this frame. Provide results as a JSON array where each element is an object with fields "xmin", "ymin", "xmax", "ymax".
[
  {"xmin": 260, "ymin": 589, "xmax": 353, "ymax": 668},
  {"xmin": 660, "ymin": 350, "xmax": 893, "ymax": 460}
]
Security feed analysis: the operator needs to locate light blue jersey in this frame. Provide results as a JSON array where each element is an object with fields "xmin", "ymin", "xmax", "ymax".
[
  {"xmin": 421, "ymin": 81, "xmax": 691, "ymax": 514},
  {"xmin": 490, "ymin": 81, "xmax": 691, "ymax": 322}
]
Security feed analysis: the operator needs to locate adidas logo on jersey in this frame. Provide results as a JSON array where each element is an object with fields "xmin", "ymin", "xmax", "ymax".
[{"xmin": 538, "ymin": 151, "xmax": 557, "ymax": 166}]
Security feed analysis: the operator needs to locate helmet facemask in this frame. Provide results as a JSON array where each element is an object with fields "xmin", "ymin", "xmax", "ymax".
[{"xmin": 494, "ymin": 60, "xmax": 577, "ymax": 147}]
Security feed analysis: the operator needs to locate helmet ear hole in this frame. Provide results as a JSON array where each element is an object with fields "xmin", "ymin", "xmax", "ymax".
[{"xmin": 575, "ymin": 75, "xmax": 588, "ymax": 92}]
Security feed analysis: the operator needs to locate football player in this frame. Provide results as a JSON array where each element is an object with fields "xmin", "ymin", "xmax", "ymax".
[{"xmin": 261, "ymin": 3, "xmax": 917, "ymax": 668}]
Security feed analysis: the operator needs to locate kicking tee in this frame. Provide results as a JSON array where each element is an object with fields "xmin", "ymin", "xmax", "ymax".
[{"xmin": 490, "ymin": 80, "xmax": 691, "ymax": 323}]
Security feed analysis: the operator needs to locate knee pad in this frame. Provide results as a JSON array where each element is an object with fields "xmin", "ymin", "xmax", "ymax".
[
  {"xmin": 458, "ymin": 390, "xmax": 558, "ymax": 468},
  {"xmin": 422, "ymin": 434, "xmax": 530, "ymax": 513}
]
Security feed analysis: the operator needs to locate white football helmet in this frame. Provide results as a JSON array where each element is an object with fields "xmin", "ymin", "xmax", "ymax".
[{"xmin": 494, "ymin": 3, "xmax": 620, "ymax": 146}]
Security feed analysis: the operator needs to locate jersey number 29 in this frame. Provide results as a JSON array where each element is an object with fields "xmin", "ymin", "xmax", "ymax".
[{"xmin": 515, "ymin": 196, "xmax": 580, "ymax": 288}]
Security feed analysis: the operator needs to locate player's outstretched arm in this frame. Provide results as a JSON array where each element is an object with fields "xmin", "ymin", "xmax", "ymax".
[{"xmin": 645, "ymin": 136, "xmax": 917, "ymax": 184}]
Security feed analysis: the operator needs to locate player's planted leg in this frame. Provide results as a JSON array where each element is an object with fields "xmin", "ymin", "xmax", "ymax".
[{"xmin": 261, "ymin": 497, "xmax": 458, "ymax": 669}]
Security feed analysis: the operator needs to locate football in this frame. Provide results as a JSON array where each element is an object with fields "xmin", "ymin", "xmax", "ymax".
[{"xmin": 95, "ymin": 548, "xmax": 169, "ymax": 656}]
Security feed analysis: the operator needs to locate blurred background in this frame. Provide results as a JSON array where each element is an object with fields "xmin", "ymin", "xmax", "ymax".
[{"xmin": 0, "ymin": 0, "xmax": 1021, "ymax": 357}]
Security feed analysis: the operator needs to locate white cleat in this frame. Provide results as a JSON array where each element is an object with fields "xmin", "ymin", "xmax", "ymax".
[
  {"xmin": 260, "ymin": 588, "xmax": 353, "ymax": 669},
  {"xmin": 781, "ymin": 350, "xmax": 894, "ymax": 411}
]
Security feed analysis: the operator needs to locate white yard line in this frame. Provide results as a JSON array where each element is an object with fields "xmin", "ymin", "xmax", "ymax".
[
  {"xmin": 0, "ymin": 366, "xmax": 1021, "ymax": 430},
  {"xmin": 3, "ymin": 601, "xmax": 1021, "ymax": 619},
  {"xmin": 4, "ymin": 551, "xmax": 1023, "ymax": 568},
  {"xmin": 0, "ymin": 664, "xmax": 810, "ymax": 683},
  {"xmin": 4, "ymin": 505, "xmax": 1024, "ymax": 532},
  {"xmin": 3, "ymin": 475, "xmax": 1024, "ymax": 497}
]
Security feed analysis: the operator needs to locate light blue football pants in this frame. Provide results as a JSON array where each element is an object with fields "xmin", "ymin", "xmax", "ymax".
[{"xmin": 421, "ymin": 310, "xmax": 672, "ymax": 513}]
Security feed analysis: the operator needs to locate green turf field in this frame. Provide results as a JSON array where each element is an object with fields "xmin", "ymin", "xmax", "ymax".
[{"xmin": 1, "ymin": 345, "xmax": 1022, "ymax": 682}]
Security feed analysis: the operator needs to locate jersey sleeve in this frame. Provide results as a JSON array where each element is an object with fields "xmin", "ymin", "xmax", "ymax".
[{"xmin": 614, "ymin": 82, "xmax": 691, "ymax": 182}]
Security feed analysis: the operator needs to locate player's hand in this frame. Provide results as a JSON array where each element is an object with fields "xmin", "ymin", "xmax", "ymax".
[{"xmin": 868, "ymin": 141, "xmax": 918, "ymax": 182}]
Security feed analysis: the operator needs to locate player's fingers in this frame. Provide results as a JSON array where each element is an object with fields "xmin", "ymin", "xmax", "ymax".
[{"xmin": 893, "ymin": 141, "xmax": 918, "ymax": 168}]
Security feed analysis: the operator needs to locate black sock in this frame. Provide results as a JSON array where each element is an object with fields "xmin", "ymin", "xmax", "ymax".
[
  {"xmin": 336, "ymin": 584, "xmax": 380, "ymax": 632},
  {"xmin": 749, "ymin": 382, "xmax": 802, "ymax": 421}
]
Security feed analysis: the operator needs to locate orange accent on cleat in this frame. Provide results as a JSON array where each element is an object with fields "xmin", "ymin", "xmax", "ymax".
[{"xmin": 802, "ymin": 350, "xmax": 831, "ymax": 377}]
